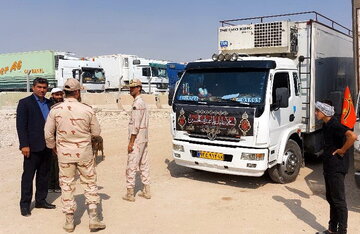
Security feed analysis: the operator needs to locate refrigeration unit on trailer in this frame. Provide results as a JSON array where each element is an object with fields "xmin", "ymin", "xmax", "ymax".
[{"xmin": 171, "ymin": 12, "xmax": 354, "ymax": 183}]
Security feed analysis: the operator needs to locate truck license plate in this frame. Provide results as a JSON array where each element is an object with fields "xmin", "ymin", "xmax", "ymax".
[{"xmin": 197, "ymin": 151, "xmax": 224, "ymax": 161}]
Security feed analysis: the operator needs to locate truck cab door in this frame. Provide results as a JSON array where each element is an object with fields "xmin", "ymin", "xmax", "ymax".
[
  {"xmin": 268, "ymin": 71, "xmax": 298, "ymax": 162},
  {"xmin": 354, "ymin": 92, "xmax": 360, "ymax": 188}
]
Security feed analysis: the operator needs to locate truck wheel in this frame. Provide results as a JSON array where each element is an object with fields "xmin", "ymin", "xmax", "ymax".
[{"xmin": 268, "ymin": 139, "xmax": 302, "ymax": 184}]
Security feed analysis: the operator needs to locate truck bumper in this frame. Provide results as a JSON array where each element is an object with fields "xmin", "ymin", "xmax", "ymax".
[{"xmin": 172, "ymin": 140, "xmax": 269, "ymax": 177}]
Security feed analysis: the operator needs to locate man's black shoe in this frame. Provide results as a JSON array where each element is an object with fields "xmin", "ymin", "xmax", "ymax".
[
  {"xmin": 20, "ymin": 207, "xmax": 31, "ymax": 217},
  {"xmin": 35, "ymin": 201, "xmax": 56, "ymax": 209}
]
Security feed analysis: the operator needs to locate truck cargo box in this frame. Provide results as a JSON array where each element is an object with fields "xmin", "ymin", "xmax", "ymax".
[{"xmin": 0, "ymin": 50, "xmax": 57, "ymax": 90}]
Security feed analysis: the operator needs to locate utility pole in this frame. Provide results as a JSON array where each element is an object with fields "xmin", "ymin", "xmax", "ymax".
[{"xmin": 26, "ymin": 70, "xmax": 31, "ymax": 92}]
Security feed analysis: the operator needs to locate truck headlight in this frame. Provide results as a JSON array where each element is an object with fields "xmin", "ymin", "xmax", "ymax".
[
  {"xmin": 241, "ymin": 153, "xmax": 264, "ymax": 161},
  {"xmin": 173, "ymin": 144, "xmax": 184, "ymax": 152}
]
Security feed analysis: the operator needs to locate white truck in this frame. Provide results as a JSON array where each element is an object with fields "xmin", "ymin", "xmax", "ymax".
[
  {"xmin": 91, "ymin": 54, "xmax": 169, "ymax": 93},
  {"xmin": 90, "ymin": 54, "xmax": 137, "ymax": 91},
  {"xmin": 56, "ymin": 58, "xmax": 105, "ymax": 92},
  {"xmin": 132, "ymin": 58, "xmax": 169, "ymax": 93},
  {"xmin": 171, "ymin": 12, "xmax": 355, "ymax": 183}
]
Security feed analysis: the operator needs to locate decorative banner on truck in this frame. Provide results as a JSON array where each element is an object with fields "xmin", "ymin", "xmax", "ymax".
[
  {"xmin": 0, "ymin": 51, "xmax": 54, "ymax": 78},
  {"xmin": 175, "ymin": 104, "xmax": 255, "ymax": 141},
  {"xmin": 0, "ymin": 60, "xmax": 22, "ymax": 75}
]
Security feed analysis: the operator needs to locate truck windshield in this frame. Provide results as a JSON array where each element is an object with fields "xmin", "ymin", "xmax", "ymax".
[
  {"xmin": 82, "ymin": 69, "xmax": 105, "ymax": 84},
  {"xmin": 151, "ymin": 67, "xmax": 168, "ymax": 78},
  {"xmin": 174, "ymin": 68, "xmax": 269, "ymax": 106}
]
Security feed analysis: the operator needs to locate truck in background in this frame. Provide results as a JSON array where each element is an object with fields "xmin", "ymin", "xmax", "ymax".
[
  {"xmin": 0, "ymin": 50, "xmax": 105, "ymax": 92},
  {"xmin": 171, "ymin": 12, "xmax": 354, "ymax": 183},
  {"xmin": 90, "ymin": 54, "xmax": 137, "ymax": 91},
  {"xmin": 91, "ymin": 54, "xmax": 169, "ymax": 93},
  {"xmin": 167, "ymin": 63, "xmax": 186, "ymax": 105},
  {"xmin": 132, "ymin": 59, "xmax": 169, "ymax": 93}
]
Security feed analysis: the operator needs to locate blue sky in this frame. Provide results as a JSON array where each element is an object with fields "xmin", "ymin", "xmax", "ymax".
[{"xmin": 0, "ymin": 0, "xmax": 352, "ymax": 62}]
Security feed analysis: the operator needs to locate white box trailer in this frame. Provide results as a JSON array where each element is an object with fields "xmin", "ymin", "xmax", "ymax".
[
  {"xmin": 90, "ymin": 54, "xmax": 137, "ymax": 91},
  {"xmin": 171, "ymin": 12, "xmax": 354, "ymax": 183},
  {"xmin": 91, "ymin": 54, "xmax": 169, "ymax": 93}
]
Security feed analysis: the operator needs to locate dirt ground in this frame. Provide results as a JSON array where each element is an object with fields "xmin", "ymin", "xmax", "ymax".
[{"xmin": 0, "ymin": 109, "xmax": 359, "ymax": 234}]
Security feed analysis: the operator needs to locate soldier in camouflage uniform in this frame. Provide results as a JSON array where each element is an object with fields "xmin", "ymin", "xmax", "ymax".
[
  {"xmin": 123, "ymin": 79, "xmax": 150, "ymax": 202},
  {"xmin": 44, "ymin": 78, "xmax": 106, "ymax": 232}
]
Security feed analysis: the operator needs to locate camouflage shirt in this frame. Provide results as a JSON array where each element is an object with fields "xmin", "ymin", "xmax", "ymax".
[
  {"xmin": 129, "ymin": 95, "xmax": 149, "ymax": 143},
  {"xmin": 44, "ymin": 97, "xmax": 101, "ymax": 163}
]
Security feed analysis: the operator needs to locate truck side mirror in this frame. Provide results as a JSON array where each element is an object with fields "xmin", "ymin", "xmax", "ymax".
[
  {"xmin": 271, "ymin": 87, "xmax": 289, "ymax": 111},
  {"xmin": 177, "ymin": 71, "xmax": 184, "ymax": 78}
]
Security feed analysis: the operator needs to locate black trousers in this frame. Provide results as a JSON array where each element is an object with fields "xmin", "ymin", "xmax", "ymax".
[
  {"xmin": 20, "ymin": 149, "xmax": 51, "ymax": 208},
  {"xmin": 324, "ymin": 173, "xmax": 348, "ymax": 234},
  {"xmin": 48, "ymin": 153, "xmax": 60, "ymax": 189}
]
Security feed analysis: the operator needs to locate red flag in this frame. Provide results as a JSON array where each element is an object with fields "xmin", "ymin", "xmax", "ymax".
[{"xmin": 341, "ymin": 86, "xmax": 356, "ymax": 129}]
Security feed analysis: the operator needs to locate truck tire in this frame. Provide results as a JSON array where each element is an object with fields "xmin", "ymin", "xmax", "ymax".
[{"xmin": 268, "ymin": 139, "xmax": 302, "ymax": 184}]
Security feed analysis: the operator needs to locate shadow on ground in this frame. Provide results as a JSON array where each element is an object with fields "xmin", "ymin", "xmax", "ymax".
[
  {"xmin": 304, "ymin": 153, "xmax": 360, "ymax": 213},
  {"xmin": 273, "ymin": 195, "xmax": 326, "ymax": 231},
  {"xmin": 95, "ymin": 154, "xmax": 106, "ymax": 166},
  {"xmin": 165, "ymin": 159, "xmax": 270, "ymax": 189}
]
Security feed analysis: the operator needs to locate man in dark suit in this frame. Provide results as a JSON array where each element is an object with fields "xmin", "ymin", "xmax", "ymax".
[{"xmin": 16, "ymin": 77, "xmax": 56, "ymax": 217}]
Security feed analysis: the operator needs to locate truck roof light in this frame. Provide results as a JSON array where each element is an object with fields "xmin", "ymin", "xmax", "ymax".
[
  {"xmin": 224, "ymin": 53, "xmax": 231, "ymax": 61},
  {"xmin": 212, "ymin": 53, "xmax": 218, "ymax": 61},
  {"xmin": 230, "ymin": 53, "xmax": 238, "ymax": 61},
  {"xmin": 218, "ymin": 53, "xmax": 225, "ymax": 61}
]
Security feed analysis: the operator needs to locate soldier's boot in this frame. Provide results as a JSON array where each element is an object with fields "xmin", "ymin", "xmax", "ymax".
[
  {"xmin": 138, "ymin": 185, "xmax": 151, "ymax": 199},
  {"xmin": 63, "ymin": 214, "xmax": 75, "ymax": 233},
  {"xmin": 89, "ymin": 209, "xmax": 106, "ymax": 232},
  {"xmin": 122, "ymin": 188, "xmax": 135, "ymax": 202}
]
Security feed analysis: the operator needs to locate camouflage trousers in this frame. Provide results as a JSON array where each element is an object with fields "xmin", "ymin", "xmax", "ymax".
[
  {"xmin": 126, "ymin": 142, "xmax": 150, "ymax": 188},
  {"xmin": 59, "ymin": 159, "xmax": 100, "ymax": 214}
]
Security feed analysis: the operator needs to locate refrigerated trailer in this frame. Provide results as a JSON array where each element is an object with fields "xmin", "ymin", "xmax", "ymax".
[
  {"xmin": 91, "ymin": 54, "xmax": 169, "ymax": 93},
  {"xmin": 90, "ymin": 54, "xmax": 137, "ymax": 91},
  {"xmin": 0, "ymin": 50, "xmax": 105, "ymax": 92},
  {"xmin": 352, "ymin": 0, "xmax": 360, "ymax": 188},
  {"xmin": 171, "ymin": 12, "xmax": 355, "ymax": 183}
]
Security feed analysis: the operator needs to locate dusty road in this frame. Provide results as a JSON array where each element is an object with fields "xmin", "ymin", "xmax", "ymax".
[{"xmin": 0, "ymin": 109, "xmax": 359, "ymax": 234}]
